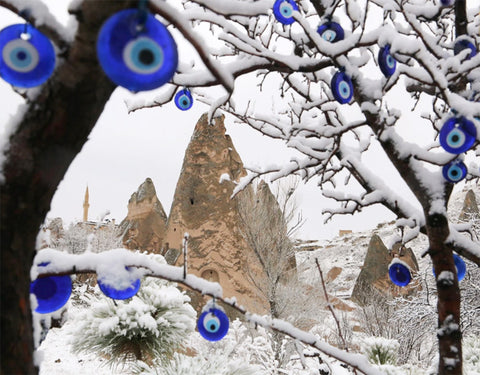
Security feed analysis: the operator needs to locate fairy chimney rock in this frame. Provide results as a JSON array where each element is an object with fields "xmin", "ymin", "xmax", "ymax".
[
  {"xmin": 119, "ymin": 178, "xmax": 167, "ymax": 253},
  {"xmin": 162, "ymin": 113, "xmax": 267, "ymax": 312},
  {"xmin": 459, "ymin": 189, "xmax": 479, "ymax": 221},
  {"xmin": 351, "ymin": 234, "xmax": 418, "ymax": 305}
]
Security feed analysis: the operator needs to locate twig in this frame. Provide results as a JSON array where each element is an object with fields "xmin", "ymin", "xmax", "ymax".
[{"xmin": 182, "ymin": 233, "xmax": 189, "ymax": 280}]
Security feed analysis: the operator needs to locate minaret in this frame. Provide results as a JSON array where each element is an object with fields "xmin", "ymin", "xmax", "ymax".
[{"xmin": 83, "ymin": 186, "xmax": 89, "ymax": 222}]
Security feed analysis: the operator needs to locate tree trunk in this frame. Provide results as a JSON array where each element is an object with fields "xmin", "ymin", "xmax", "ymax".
[
  {"xmin": 0, "ymin": 2, "xmax": 135, "ymax": 373},
  {"xmin": 426, "ymin": 213, "xmax": 462, "ymax": 375}
]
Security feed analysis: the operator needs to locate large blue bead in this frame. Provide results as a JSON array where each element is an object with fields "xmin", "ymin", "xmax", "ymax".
[
  {"xmin": 97, "ymin": 9, "xmax": 178, "ymax": 92},
  {"xmin": 439, "ymin": 117, "xmax": 476, "ymax": 154},
  {"xmin": 273, "ymin": 0, "xmax": 299, "ymax": 25},
  {"xmin": 331, "ymin": 70, "xmax": 353, "ymax": 104},
  {"xmin": 378, "ymin": 45, "xmax": 396, "ymax": 78},
  {"xmin": 30, "ymin": 274, "xmax": 72, "ymax": 314},
  {"xmin": 197, "ymin": 307, "xmax": 229, "ymax": 341},
  {"xmin": 98, "ymin": 270, "xmax": 141, "ymax": 300},
  {"xmin": 0, "ymin": 24, "xmax": 55, "ymax": 88},
  {"xmin": 388, "ymin": 262, "xmax": 411, "ymax": 287},
  {"xmin": 317, "ymin": 22, "xmax": 344, "ymax": 43}
]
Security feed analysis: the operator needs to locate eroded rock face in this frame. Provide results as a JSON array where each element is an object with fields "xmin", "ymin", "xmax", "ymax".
[
  {"xmin": 460, "ymin": 189, "xmax": 479, "ymax": 221},
  {"xmin": 351, "ymin": 234, "xmax": 418, "ymax": 305},
  {"xmin": 119, "ymin": 178, "xmax": 167, "ymax": 253},
  {"xmin": 162, "ymin": 113, "xmax": 267, "ymax": 312}
]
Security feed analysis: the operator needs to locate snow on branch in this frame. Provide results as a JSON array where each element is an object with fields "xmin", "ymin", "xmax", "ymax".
[{"xmin": 33, "ymin": 248, "xmax": 385, "ymax": 375}]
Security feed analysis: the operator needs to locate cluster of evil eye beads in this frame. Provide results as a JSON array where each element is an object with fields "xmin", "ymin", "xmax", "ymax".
[
  {"xmin": 389, "ymin": 253, "xmax": 466, "ymax": 287},
  {"xmin": 31, "ymin": 264, "xmax": 230, "ymax": 341},
  {"xmin": 0, "ymin": 8, "xmax": 193, "ymax": 110}
]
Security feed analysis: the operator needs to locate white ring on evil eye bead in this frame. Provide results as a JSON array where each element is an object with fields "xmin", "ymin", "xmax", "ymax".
[
  {"xmin": 2, "ymin": 39, "xmax": 39, "ymax": 73},
  {"xmin": 279, "ymin": 2, "xmax": 293, "ymax": 17},
  {"xmin": 203, "ymin": 313, "xmax": 220, "ymax": 332},
  {"xmin": 446, "ymin": 128, "xmax": 466, "ymax": 149},
  {"xmin": 447, "ymin": 165, "xmax": 463, "ymax": 182},
  {"xmin": 339, "ymin": 81, "xmax": 351, "ymax": 99},
  {"xmin": 322, "ymin": 30, "xmax": 336, "ymax": 42},
  {"xmin": 123, "ymin": 36, "xmax": 163, "ymax": 75}
]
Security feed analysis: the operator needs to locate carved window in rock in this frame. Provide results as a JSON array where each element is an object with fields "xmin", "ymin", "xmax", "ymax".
[{"xmin": 201, "ymin": 269, "xmax": 219, "ymax": 282}]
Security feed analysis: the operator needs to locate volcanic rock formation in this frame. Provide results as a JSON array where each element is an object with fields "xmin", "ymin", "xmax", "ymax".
[{"xmin": 119, "ymin": 178, "xmax": 167, "ymax": 253}]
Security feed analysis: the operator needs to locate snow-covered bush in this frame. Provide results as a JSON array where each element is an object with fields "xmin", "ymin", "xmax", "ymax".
[
  {"xmin": 464, "ymin": 334, "xmax": 480, "ymax": 375},
  {"xmin": 361, "ymin": 336, "xmax": 399, "ymax": 366},
  {"xmin": 70, "ymin": 274, "xmax": 195, "ymax": 370}
]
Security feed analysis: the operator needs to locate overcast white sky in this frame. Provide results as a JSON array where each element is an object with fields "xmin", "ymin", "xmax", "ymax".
[{"xmin": 2, "ymin": 1, "xmax": 472, "ymax": 241}]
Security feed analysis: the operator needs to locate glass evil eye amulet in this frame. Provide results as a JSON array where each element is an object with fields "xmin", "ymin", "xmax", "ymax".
[
  {"xmin": 433, "ymin": 254, "xmax": 466, "ymax": 282},
  {"xmin": 442, "ymin": 160, "xmax": 467, "ymax": 183},
  {"xmin": 97, "ymin": 269, "xmax": 141, "ymax": 300},
  {"xmin": 439, "ymin": 117, "xmax": 476, "ymax": 154},
  {"xmin": 30, "ymin": 263, "xmax": 72, "ymax": 314},
  {"xmin": 273, "ymin": 0, "xmax": 299, "ymax": 25},
  {"xmin": 378, "ymin": 45, "xmax": 396, "ymax": 78},
  {"xmin": 388, "ymin": 261, "xmax": 411, "ymax": 287},
  {"xmin": 317, "ymin": 21, "xmax": 344, "ymax": 43},
  {"xmin": 174, "ymin": 88, "xmax": 193, "ymax": 110},
  {"xmin": 97, "ymin": 9, "xmax": 178, "ymax": 92},
  {"xmin": 453, "ymin": 38, "xmax": 477, "ymax": 60},
  {"xmin": 0, "ymin": 24, "xmax": 55, "ymax": 88},
  {"xmin": 331, "ymin": 70, "xmax": 353, "ymax": 104},
  {"xmin": 197, "ymin": 308, "xmax": 229, "ymax": 341}
]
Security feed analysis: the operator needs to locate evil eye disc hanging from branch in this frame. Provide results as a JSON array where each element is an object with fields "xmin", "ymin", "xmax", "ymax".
[
  {"xmin": 30, "ymin": 263, "xmax": 72, "ymax": 314},
  {"xmin": 174, "ymin": 88, "xmax": 193, "ymax": 110},
  {"xmin": 331, "ymin": 70, "xmax": 353, "ymax": 104},
  {"xmin": 453, "ymin": 37, "xmax": 477, "ymax": 60},
  {"xmin": 388, "ymin": 260, "xmax": 411, "ymax": 287},
  {"xmin": 273, "ymin": 0, "xmax": 299, "ymax": 25},
  {"xmin": 442, "ymin": 159, "xmax": 467, "ymax": 183},
  {"xmin": 98, "ymin": 268, "xmax": 141, "ymax": 300},
  {"xmin": 0, "ymin": 24, "xmax": 55, "ymax": 88},
  {"xmin": 378, "ymin": 45, "xmax": 396, "ymax": 78},
  {"xmin": 317, "ymin": 21, "xmax": 344, "ymax": 43},
  {"xmin": 97, "ymin": 9, "xmax": 178, "ymax": 92},
  {"xmin": 439, "ymin": 117, "xmax": 477, "ymax": 154},
  {"xmin": 197, "ymin": 307, "xmax": 229, "ymax": 341}
]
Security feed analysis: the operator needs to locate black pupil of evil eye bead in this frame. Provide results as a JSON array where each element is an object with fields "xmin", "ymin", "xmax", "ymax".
[
  {"xmin": 439, "ymin": 117, "xmax": 477, "ymax": 154},
  {"xmin": 388, "ymin": 262, "xmax": 411, "ymax": 287},
  {"xmin": 331, "ymin": 70, "xmax": 353, "ymax": 104},
  {"xmin": 96, "ymin": 9, "xmax": 178, "ymax": 92},
  {"xmin": 273, "ymin": 0, "xmax": 298, "ymax": 25},
  {"xmin": 174, "ymin": 89, "xmax": 193, "ymax": 110},
  {"xmin": 0, "ymin": 24, "xmax": 55, "ymax": 88},
  {"xmin": 378, "ymin": 45, "xmax": 396, "ymax": 77},
  {"xmin": 197, "ymin": 308, "xmax": 229, "ymax": 341},
  {"xmin": 442, "ymin": 160, "xmax": 467, "ymax": 183},
  {"xmin": 317, "ymin": 22, "xmax": 344, "ymax": 43}
]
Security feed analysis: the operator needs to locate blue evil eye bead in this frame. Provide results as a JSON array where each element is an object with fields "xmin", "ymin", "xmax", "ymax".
[
  {"xmin": 97, "ymin": 9, "xmax": 178, "ymax": 92},
  {"xmin": 440, "ymin": 0, "xmax": 454, "ymax": 5},
  {"xmin": 98, "ymin": 269, "xmax": 141, "ymax": 300},
  {"xmin": 30, "ymin": 263, "xmax": 72, "ymax": 314},
  {"xmin": 197, "ymin": 308, "xmax": 229, "ymax": 341},
  {"xmin": 174, "ymin": 89, "xmax": 193, "ymax": 110},
  {"xmin": 273, "ymin": 0, "xmax": 299, "ymax": 25},
  {"xmin": 453, "ymin": 254, "xmax": 466, "ymax": 282},
  {"xmin": 331, "ymin": 70, "xmax": 353, "ymax": 104},
  {"xmin": 317, "ymin": 22, "xmax": 344, "ymax": 43},
  {"xmin": 433, "ymin": 254, "xmax": 466, "ymax": 282},
  {"xmin": 442, "ymin": 160, "xmax": 467, "ymax": 183},
  {"xmin": 439, "ymin": 117, "xmax": 477, "ymax": 154},
  {"xmin": 0, "ymin": 24, "xmax": 55, "ymax": 88},
  {"xmin": 378, "ymin": 45, "xmax": 396, "ymax": 78},
  {"xmin": 388, "ymin": 261, "xmax": 411, "ymax": 287},
  {"xmin": 453, "ymin": 38, "xmax": 477, "ymax": 60}
]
